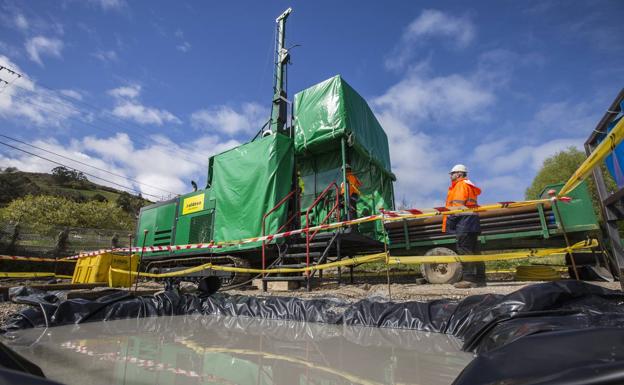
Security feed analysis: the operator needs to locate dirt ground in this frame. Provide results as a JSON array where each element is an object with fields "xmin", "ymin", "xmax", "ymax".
[{"xmin": 0, "ymin": 277, "xmax": 621, "ymax": 326}]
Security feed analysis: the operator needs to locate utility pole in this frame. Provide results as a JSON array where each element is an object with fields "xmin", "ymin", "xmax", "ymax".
[{"xmin": 269, "ymin": 7, "xmax": 292, "ymax": 135}]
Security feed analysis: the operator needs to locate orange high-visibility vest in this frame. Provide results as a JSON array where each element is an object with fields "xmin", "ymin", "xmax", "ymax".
[
  {"xmin": 340, "ymin": 171, "xmax": 362, "ymax": 196},
  {"xmin": 442, "ymin": 177, "xmax": 481, "ymax": 232}
]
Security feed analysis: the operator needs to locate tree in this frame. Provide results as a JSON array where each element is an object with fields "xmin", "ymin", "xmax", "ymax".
[
  {"xmin": 525, "ymin": 147, "xmax": 617, "ymax": 217},
  {"xmin": 0, "ymin": 172, "xmax": 41, "ymax": 205},
  {"xmin": 116, "ymin": 192, "xmax": 149, "ymax": 216},
  {"xmin": 51, "ymin": 166, "xmax": 88, "ymax": 187}
]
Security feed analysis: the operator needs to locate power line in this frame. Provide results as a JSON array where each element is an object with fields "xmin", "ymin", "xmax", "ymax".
[
  {"xmin": 0, "ymin": 72, "xmax": 209, "ymax": 168},
  {"xmin": 0, "ymin": 140, "xmax": 164, "ymax": 200},
  {"xmin": 0, "ymin": 134, "xmax": 180, "ymax": 196},
  {"xmin": 7, "ymin": 90, "xmax": 208, "ymax": 170},
  {"xmin": 0, "ymin": 65, "xmax": 21, "ymax": 95}
]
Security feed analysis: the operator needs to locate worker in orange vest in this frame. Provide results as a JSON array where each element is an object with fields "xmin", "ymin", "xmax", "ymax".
[
  {"xmin": 340, "ymin": 164, "xmax": 362, "ymax": 220},
  {"xmin": 443, "ymin": 164, "xmax": 486, "ymax": 288}
]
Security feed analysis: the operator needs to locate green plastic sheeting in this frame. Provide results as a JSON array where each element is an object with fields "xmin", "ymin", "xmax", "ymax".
[
  {"xmin": 294, "ymin": 75, "xmax": 392, "ymax": 173},
  {"xmin": 298, "ymin": 149, "xmax": 394, "ymax": 242},
  {"xmin": 212, "ymin": 133, "xmax": 294, "ymax": 250}
]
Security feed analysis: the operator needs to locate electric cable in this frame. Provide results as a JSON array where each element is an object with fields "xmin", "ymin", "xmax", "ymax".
[
  {"xmin": 0, "ymin": 72, "xmax": 208, "ymax": 168},
  {"xmin": 0, "ymin": 65, "xmax": 21, "ymax": 95},
  {"xmin": 0, "ymin": 134, "xmax": 180, "ymax": 196},
  {"xmin": 6, "ymin": 89, "xmax": 207, "ymax": 168},
  {"xmin": 0, "ymin": 140, "xmax": 163, "ymax": 199}
]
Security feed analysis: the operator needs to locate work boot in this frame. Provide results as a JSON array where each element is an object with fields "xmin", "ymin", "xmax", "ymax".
[{"xmin": 453, "ymin": 280, "xmax": 486, "ymax": 289}]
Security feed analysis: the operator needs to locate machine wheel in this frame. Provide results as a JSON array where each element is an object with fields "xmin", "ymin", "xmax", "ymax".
[{"xmin": 422, "ymin": 247, "xmax": 463, "ymax": 284}]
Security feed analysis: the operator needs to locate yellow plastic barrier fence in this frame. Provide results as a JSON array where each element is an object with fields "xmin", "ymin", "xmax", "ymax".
[
  {"xmin": 110, "ymin": 239, "xmax": 596, "ymax": 279},
  {"xmin": 388, "ymin": 239, "xmax": 598, "ymax": 265},
  {"xmin": 559, "ymin": 117, "xmax": 624, "ymax": 196},
  {"xmin": 488, "ymin": 267, "xmax": 568, "ymax": 274},
  {"xmin": 110, "ymin": 253, "xmax": 387, "ymax": 278}
]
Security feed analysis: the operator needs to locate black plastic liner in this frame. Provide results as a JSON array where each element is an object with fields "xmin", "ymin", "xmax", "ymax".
[{"xmin": 2, "ymin": 280, "xmax": 624, "ymax": 385}]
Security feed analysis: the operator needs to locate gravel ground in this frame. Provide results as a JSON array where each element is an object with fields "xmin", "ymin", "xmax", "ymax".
[{"xmin": 0, "ymin": 303, "xmax": 28, "ymax": 325}]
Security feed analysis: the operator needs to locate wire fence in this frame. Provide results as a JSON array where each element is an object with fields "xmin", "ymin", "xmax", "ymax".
[{"xmin": 0, "ymin": 222, "xmax": 131, "ymax": 258}]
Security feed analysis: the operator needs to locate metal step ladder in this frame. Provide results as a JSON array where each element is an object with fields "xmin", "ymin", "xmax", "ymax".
[{"xmin": 261, "ymin": 231, "xmax": 340, "ymax": 291}]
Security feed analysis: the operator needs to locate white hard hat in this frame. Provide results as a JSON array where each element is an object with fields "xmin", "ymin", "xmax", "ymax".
[{"xmin": 450, "ymin": 164, "xmax": 468, "ymax": 174}]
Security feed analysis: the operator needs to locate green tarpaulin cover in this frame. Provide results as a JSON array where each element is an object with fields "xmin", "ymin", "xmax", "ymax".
[
  {"xmin": 294, "ymin": 75, "xmax": 392, "ymax": 173},
  {"xmin": 212, "ymin": 133, "xmax": 294, "ymax": 249}
]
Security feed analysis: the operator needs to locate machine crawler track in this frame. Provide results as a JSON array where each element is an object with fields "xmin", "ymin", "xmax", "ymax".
[{"xmin": 143, "ymin": 255, "xmax": 253, "ymax": 289}]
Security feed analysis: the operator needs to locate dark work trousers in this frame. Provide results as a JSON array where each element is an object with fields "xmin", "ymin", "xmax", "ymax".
[
  {"xmin": 340, "ymin": 193, "xmax": 359, "ymax": 220},
  {"xmin": 456, "ymin": 232, "xmax": 486, "ymax": 283}
]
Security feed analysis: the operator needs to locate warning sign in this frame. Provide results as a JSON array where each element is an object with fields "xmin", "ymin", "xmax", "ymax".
[{"xmin": 182, "ymin": 194, "xmax": 204, "ymax": 215}]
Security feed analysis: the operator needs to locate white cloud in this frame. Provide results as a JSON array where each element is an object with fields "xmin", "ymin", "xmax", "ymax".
[
  {"xmin": 25, "ymin": 36, "xmax": 63, "ymax": 66},
  {"xmin": 88, "ymin": 0, "xmax": 126, "ymax": 11},
  {"xmin": 375, "ymin": 110, "xmax": 448, "ymax": 208},
  {"xmin": 372, "ymin": 61, "xmax": 496, "ymax": 207},
  {"xmin": 0, "ymin": 55, "xmax": 79, "ymax": 126},
  {"xmin": 405, "ymin": 9, "xmax": 475, "ymax": 47},
  {"xmin": 59, "ymin": 89, "xmax": 83, "ymax": 101},
  {"xmin": 387, "ymin": 9, "xmax": 475, "ymax": 70},
  {"xmin": 374, "ymin": 69, "xmax": 495, "ymax": 124},
  {"xmin": 108, "ymin": 84, "xmax": 140, "ymax": 99},
  {"xmin": 532, "ymin": 101, "xmax": 596, "ymax": 135},
  {"xmin": 112, "ymin": 103, "xmax": 181, "ymax": 126},
  {"xmin": 190, "ymin": 102, "xmax": 268, "ymax": 136},
  {"xmin": 92, "ymin": 50, "xmax": 118, "ymax": 63},
  {"xmin": 14, "ymin": 14, "xmax": 29, "ymax": 31},
  {"xmin": 108, "ymin": 84, "xmax": 181, "ymax": 126},
  {"xmin": 470, "ymin": 137, "xmax": 584, "ymax": 201},
  {"xmin": 177, "ymin": 42, "xmax": 191, "ymax": 53}
]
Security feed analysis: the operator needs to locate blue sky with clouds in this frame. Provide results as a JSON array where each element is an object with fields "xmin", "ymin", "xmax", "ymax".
[{"xmin": 0, "ymin": 0, "xmax": 622, "ymax": 205}]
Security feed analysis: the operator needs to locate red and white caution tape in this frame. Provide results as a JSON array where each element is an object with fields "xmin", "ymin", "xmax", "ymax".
[
  {"xmin": 380, "ymin": 197, "xmax": 567, "ymax": 220},
  {"xmin": 0, "ymin": 254, "xmax": 76, "ymax": 263},
  {"xmin": 66, "ymin": 196, "xmax": 569, "ymax": 260}
]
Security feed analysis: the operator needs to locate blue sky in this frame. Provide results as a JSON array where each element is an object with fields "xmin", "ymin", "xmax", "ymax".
[{"xmin": 0, "ymin": 0, "xmax": 622, "ymax": 205}]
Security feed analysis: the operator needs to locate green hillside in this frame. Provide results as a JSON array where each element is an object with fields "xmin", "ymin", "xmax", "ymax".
[{"xmin": 0, "ymin": 167, "xmax": 152, "ymax": 209}]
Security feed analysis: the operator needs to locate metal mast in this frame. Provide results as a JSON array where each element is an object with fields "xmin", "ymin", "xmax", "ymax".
[{"xmin": 270, "ymin": 7, "xmax": 292, "ymax": 135}]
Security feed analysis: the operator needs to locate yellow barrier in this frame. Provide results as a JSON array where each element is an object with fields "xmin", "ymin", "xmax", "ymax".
[
  {"xmin": 73, "ymin": 252, "xmax": 138, "ymax": 287},
  {"xmin": 559, "ymin": 117, "xmax": 624, "ymax": 196},
  {"xmin": 388, "ymin": 240, "xmax": 597, "ymax": 265},
  {"xmin": 110, "ymin": 253, "xmax": 387, "ymax": 278},
  {"xmin": 109, "ymin": 240, "xmax": 597, "ymax": 279}
]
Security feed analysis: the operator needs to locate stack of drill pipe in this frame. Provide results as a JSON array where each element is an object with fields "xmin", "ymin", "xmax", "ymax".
[{"xmin": 385, "ymin": 203, "xmax": 557, "ymax": 243}]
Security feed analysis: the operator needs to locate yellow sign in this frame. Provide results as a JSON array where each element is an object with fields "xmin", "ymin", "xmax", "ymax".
[{"xmin": 182, "ymin": 194, "xmax": 205, "ymax": 215}]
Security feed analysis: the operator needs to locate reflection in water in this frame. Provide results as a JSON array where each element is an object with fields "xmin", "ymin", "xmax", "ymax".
[{"xmin": 3, "ymin": 315, "xmax": 473, "ymax": 385}]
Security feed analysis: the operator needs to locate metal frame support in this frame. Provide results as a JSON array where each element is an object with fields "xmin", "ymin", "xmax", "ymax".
[
  {"xmin": 585, "ymin": 88, "xmax": 624, "ymax": 289},
  {"xmin": 270, "ymin": 8, "xmax": 292, "ymax": 135},
  {"xmin": 341, "ymin": 137, "xmax": 350, "ymax": 220}
]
